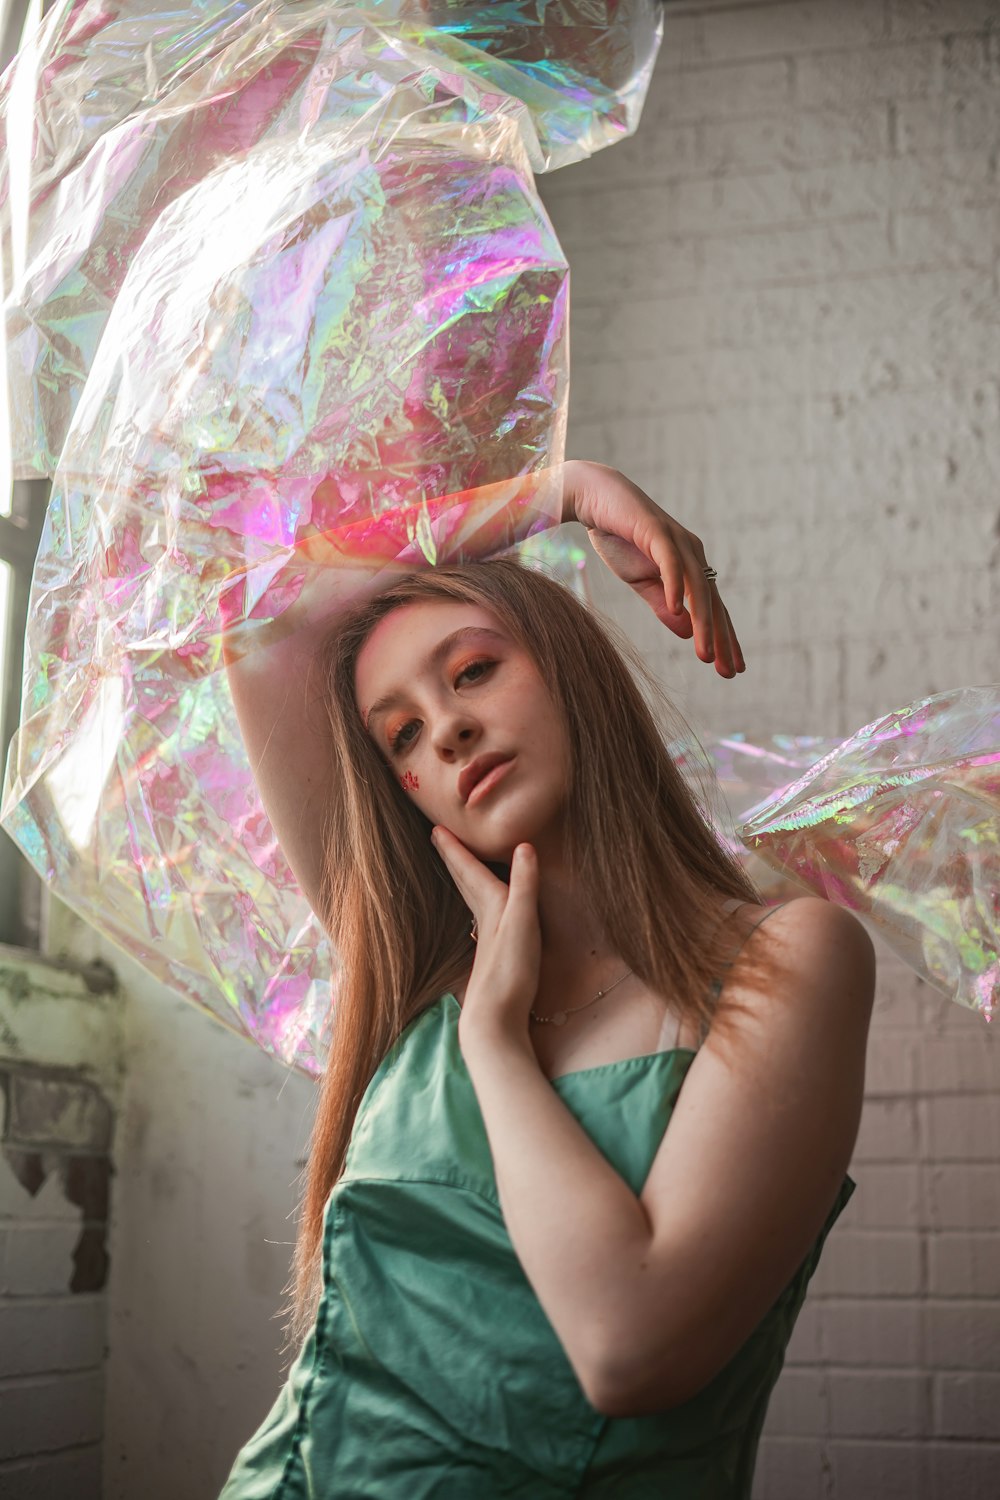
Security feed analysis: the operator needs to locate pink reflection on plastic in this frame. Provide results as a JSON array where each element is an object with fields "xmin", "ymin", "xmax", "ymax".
[{"xmin": 1, "ymin": 2, "xmax": 658, "ymax": 1075}]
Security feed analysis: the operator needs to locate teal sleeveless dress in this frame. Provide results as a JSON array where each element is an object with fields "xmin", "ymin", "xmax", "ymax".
[{"xmin": 220, "ymin": 936, "xmax": 854, "ymax": 1498}]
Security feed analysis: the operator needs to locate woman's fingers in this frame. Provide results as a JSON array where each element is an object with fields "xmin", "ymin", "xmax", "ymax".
[
  {"xmin": 712, "ymin": 600, "xmax": 735, "ymax": 676},
  {"xmin": 675, "ymin": 537, "xmax": 715, "ymax": 663},
  {"xmin": 713, "ymin": 600, "xmax": 745, "ymax": 677},
  {"xmin": 499, "ymin": 847, "xmax": 542, "ymax": 978},
  {"xmin": 502, "ymin": 844, "xmax": 539, "ymax": 929},
  {"xmin": 577, "ymin": 465, "xmax": 746, "ymax": 675},
  {"xmin": 648, "ymin": 524, "xmax": 720, "ymax": 663},
  {"xmin": 658, "ymin": 529, "xmax": 747, "ymax": 677},
  {"xmin": 647, "ymin": 528, "xmax": 686, "ymax": 616},
  {"xmin": 727, "ymin": 606, "xmax": 746, "ymax": 673},
  {"xmin": 668, "ymin": 534, "xmax": 716, "ymax": 663},
  {"xmin": 431, "ymin": 826, "xmax": 503, "ymax": 926}
]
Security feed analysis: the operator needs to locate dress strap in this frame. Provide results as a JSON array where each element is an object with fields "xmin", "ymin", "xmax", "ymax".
[
  {"xmin": 717, "ymin": 899, "xmax": 791, "ymax": 968},
  {"xmin": 654, "ymin": 1005, "xmax": 684, "ymax": 1053},
  {"xmin": 697, "ymin": 899, "xmax": 793, "ymax": 1047},
  {"xmin": 654, "ymin": 898, "xmax": 791, "ymax": 1055}
]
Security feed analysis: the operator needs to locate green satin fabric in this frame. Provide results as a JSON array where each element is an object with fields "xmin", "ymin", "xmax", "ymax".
[{"xmin": 220, "ymin": 993, "xmax": 853, "ymax": 1498}]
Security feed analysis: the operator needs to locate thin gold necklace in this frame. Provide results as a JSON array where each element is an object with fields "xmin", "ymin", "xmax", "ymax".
[{"xmin": 530, "ymin": 968, "xmax": 633, "ymax": 1027}]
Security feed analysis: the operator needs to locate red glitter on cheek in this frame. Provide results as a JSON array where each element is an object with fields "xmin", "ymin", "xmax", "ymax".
[{"xmin": 400, "ymin": 770, "xmax": 419, "ymax": 791}]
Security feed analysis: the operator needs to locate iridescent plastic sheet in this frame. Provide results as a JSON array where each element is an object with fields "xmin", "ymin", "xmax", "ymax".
[
  {"xmin": 3, "ymin": 0, "xmax": 663, "ymax": 478},
  {"xmin": 680, "ymin": 730, "xmax": 843, "ymax": 842},
  {"xmin": 2, "ymin": 2, "xmax": 997, "ymax": 1078},
  {"xmin": 1, "ymin": 2, "xmax": 658, "ymax": 1073},
  {"xmin": 741, "ymin": 688, "xmax": 1000, "ymax": 1021}
]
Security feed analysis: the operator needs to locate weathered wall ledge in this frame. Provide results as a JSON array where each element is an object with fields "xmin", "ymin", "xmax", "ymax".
[{"xmin": 0, "ymin": 943, "xmax": 125, "ymax": 1500}]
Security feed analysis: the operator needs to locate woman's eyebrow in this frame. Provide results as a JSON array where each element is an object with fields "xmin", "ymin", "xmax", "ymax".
[{"xmin": 364, "ymin": 626, "xmax": 506, "ymax": 727}]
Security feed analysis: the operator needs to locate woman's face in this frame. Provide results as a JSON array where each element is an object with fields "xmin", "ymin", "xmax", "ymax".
[{"xmin": 355, "ymin": 600, "xmax": 571, "ymax": 864}]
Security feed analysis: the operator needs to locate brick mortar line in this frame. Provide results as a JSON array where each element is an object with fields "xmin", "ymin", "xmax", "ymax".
[
  {"xmin": 0, "ymin": 1292, "xmax": 104, "ymax": 1306},
  {"xmin": 564, "ymin": 218, "xmax": 997, "ymax": 259},
  {"xmin": 559, "ymin": 265, "xmax": 987, "ymax": 314},
  {"xmin": 663, "ymin": 0, "xmax": 843, "ymax": 15},
  {"xmin": 655, "ymin": 37, "xmax": 995, "ymax": 75},
  {"xmin": 569, "ymin": 355, "xmax": 953, "ymax": 391},
  {"xmin": 847, "ymin": 1174, "xmax": 1000, "ymax": 1183},
  {"xmin": 819, "ymin": 1230, "xmax": 1000, "ymax": 1240},
  {"xmin": 0, "ymin": 1361, "xmax": 107, "ymax": 1383},
  {"xmin": 569, "ymin": 258, "xmax": 1000, "ymax": 302},
  {"xmin": 0, "ymin": 1366, "xmax": 105, "ymax": 1390},
  {"xmin": 543, "ymin": 146, "xmax": 1000, "ymax": 199},
  {"xmin": 0, "ymin": 1294, "xmax": 108, "ymax": 1306},
  {"xmin": 548, "ymin": 174, "xmax": 998, "ymax": 206},
  {"xmin": 556, "ymin": 95, "xmax": 991, "ymax": 137},
  {"xmin": 569, "ymin": 332, "xmax": 1000, "ymax": 359},
  {"xmin": 913, "ymin": 1230, "xmax": 1000, "ymax": 1238},
  {"xmin": 866, "ymin": 1092, "xmax": 1000, "ymax": 1100},
  {"xmin": 761, "ymin": 1433, "xmax": 1000, "ymax": 1447},
  {"xmin": 786, "ymin": 1365, "xmax": 1000, "ymax": 1375},
  {"xmin": 808, "ymin": 1293, "xmax": 1000, "ymax": 1303},
  {"xmin": 0, "ymin": 1440, "xmax": 102, "ymax": 1471},
  {"xmin": 841, "ymin": 1228, "xmax": 1000, "ymax": 1236},
  {"xmin": 661, "ymin": 0, "xmax": 815, "ymax": 16},
  {"xmin": 805, "ymin": 1296, "xmax": 1000, "ymax": 1303},
  {"xmin": 571, "ymin": 391, "xmax": 801, "ymax": 418},
  {"xmin": 567, "ymin": 208, "xmax": 883, "ymax": 241},
  {"xmin": 0, "ymin": 1215, "xmax": 109, "ymax": 1226}
]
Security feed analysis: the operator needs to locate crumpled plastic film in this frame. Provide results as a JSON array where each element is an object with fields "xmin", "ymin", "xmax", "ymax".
[
  {"xmin": 740, "ymin": 687, "xmax": 1000, "ymax": 1021},
  {"xmin": 0, "ymin": 2, "xmax": 661, "ymax": 1074},
  {"xmin": 3, "ymin": 1, "xmax": 997, "ymax": 1079},
  {"xmin": 2, "ymin": 0, "xmax": 663, "ymax": 479},
  {"xmin": 676, "ymin": 731, "xmax": 844, "ymax": 844}
]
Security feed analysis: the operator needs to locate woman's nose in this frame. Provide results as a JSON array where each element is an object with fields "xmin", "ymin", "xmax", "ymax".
[{"xmin": 434, "ymin": 715, "xmax": 479, "ymax": 757}]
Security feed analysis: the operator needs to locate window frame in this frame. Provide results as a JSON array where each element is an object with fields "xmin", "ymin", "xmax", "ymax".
[
  {"xmin": 1, "ymin": 0, "xmax": 52, "ymax": 948},
  {"xmin": 0, "ymin": 482, "xmax": 47, "ymax": 948}
]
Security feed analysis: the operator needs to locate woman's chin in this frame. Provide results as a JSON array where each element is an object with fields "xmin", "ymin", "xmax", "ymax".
[
  {"xmin": 466, "ymin": 827, "xmax": 547, "ymax": 870},
  {"xmin": 453, "ymin": 799, "xmax": 564, "ymax": 867},
  {"xmin": 465, "ymin": 836, "xmax": 517, "ymax": 868}
]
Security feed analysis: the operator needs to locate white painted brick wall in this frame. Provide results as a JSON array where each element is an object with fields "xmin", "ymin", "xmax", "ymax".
[
  {"xmin": 540, "ymin": 1, "xmax": 1000, "ymax": 1494},
  {"xmin": 0, "ymin": 965, "xmax": 120, "ymax": 1500}
]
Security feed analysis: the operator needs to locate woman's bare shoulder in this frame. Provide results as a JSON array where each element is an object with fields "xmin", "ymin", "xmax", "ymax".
[
  {"xmin": 760, "ymin": 894, "xmax": 875, "ymax": 964},
  {"xmin": 720, "ymin": 895, "xmax": 877, "ymax": 1035},
  {"xmin": 758, "ymin": 892, "xmax": 873, "ymax": 940}
]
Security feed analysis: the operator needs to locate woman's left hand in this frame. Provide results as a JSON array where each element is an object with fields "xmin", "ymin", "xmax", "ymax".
[
  {"xmin": 430, "ymin": 826, "xmax": 541, "ymax": 1049},
  {"xmin": 566, "ymin": 459, "xmax": 745, "ymax": 679}
]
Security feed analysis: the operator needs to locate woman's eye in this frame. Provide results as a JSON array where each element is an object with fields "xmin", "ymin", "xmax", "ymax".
[
  {"xmin": 456, "ymin": 658, "xmax": 494, "ymax": 686},
  {"xmin": 390, "ymin": 722, "xmax": 418, "ymax": 754}
]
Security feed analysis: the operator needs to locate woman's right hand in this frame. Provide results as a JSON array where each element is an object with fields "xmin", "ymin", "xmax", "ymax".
[{"xmin": 564, "ymin": 460, "xmax": 745, "ymax": 679}]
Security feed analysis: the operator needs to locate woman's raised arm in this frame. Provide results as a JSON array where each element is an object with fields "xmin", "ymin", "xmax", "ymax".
[
  {"xmin": 222, "ymin": 460, "xmax": 744, "ymax": 922},
  {"xmin": 224, "ymin": 617, "xmax": 344, "ymax": 924}
]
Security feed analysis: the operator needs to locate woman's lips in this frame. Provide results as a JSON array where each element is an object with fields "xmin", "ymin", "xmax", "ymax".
[{"xmin": 465, "ymin": 756, "xmax": 515, "ymax": 807}]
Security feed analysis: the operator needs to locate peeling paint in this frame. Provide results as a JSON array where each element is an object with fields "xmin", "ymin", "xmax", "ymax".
[
  {"xmin": 0, "ymin": 954, "xmax": 126, "ymax": 1106},
  {"xmin": 3, "ymin": 1146, "xmax": 47, "ymax": 1197},
  {"xmin": 72, "ymin": 1224, "xmax": 110, "ymax": 1293},
  {"xmin": 0, "ymin": 968, "xmax": 33, "ymax": 1005},
  {"xmin": 8, "ymin": 1070, "xmax": 113, "ymax": 1152},
  {"xmin": 0, "ymin": 953, "xmax": 119, "ymax": 1002},
  {"xmin": 64, "ymin": 1154, "xmax": 112, "ymax": 1222}
]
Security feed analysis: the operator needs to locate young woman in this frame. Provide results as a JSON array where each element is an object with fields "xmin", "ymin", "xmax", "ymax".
[{"xmin": 219, "ymin": 460, "xmax": 875, "ymax": 1498}]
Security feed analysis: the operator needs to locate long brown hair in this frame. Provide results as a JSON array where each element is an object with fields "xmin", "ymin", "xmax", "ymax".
[{"xmin": 288, "ymin": 556, "xmax": 768, "ymax": 1345}]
